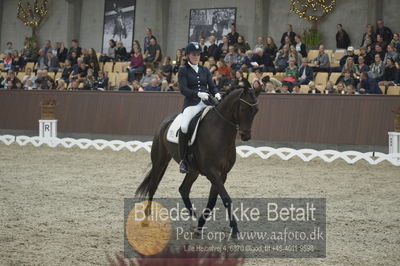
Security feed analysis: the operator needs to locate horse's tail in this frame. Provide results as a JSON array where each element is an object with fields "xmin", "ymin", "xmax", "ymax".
[{"xmin": 135, "ymin": 167, "xmax": 153, "ymax": 198}]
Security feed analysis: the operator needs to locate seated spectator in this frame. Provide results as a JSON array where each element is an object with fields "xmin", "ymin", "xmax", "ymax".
[
  {"xmin": 46, "ymin": 51, "xmax": 60, "ymax": 72},
  {"xmin": 100, "ymin": 39, "xmax": 116, "ymax": 62},
  {"xmin": 283, "ymin": 58, "xmax": 299, "ymax": 86},
  {"xmin": 376, "ymin": 34, "xmax": 388, "ymax": 51},
  {"xmin": 47, "ymin": 79, "xmax": 56, "ymax": 90},
  {"xmin": 140, "ymin": 68, "xmax": 156, "ymax": 87},
  {"xmin": 23, "ymin": 68, "xmax": 36, "ymax": 83},
  {"xmin": 262, "ymin": 75, "xmax": 282, "ymax": 91},
  {"xmin": 294, "ymin": 35, "xmax": 307, "ymax": 58},
  {"xmin": 361, "ymin": 24, "xmax": 377, "ymax": 47},
  {"xmin": 384, "ymin": 44, "xmax": 398, "ymax": 63},
  {"xmin": 95, "ymin": 71, "xmax": 109, "ymax": 90},
  {"xmin": 224, "ymin": 45, "xmax": 238, "ymax": 66},
  {"xmin": 57, "ymin": 42, "xmax": 68, "ymax": 63},
  {"xmin": 234, "ymin": 35, "xmax": 251, "ymax": 53},
  {"xmin": 21, "ymin": 43, "xmax": 32, "ymax": 62},
  {"xmin": 83, "ymin": 69, "xmax": 96, "ymax": 90},
  {"xmin": 69, "ymin": 39, "xmax": 82, "ymax": 58},
  {"xmin": 356, "ymin": 56, "xmax": 370, "ymax": 77},
  {"xmin": 292, "ymin": 83, "xmax": 302, "ymax": 94},
  {"xmin": 43, "ymin": 40, "xmax": 52, "ymax": 55},
  {"xmin": 71, "ymin": 58, "xmax": 88, "ymax": 81},
  {"xmin": 160, "ymin": 56, "xmax": 173, "ymax": 82},
  {"xmin": 0, "ymin": 76, "xmax": 4, "ymax": 89},
  {"xmin": 115, "ymin": 41, "xmax": 128, "ymax": 61},
  {"xmin": 336, "ymin": 82, "xmax": 346, "ymax": 94},
  {"xmin": 23, "ymin": 79, "xmax": 34, "ymax": 90},
  {"xmin": 36, "ymin": 69, "xmax": 54, "ymax": 90},
  {"xmin": 378, "ymin": 58, "xmax": 397, "ymax": 89},
  {"xmin": 280, "ymin": 24, "xmax": 296, "ymax": 48},
  {"xmin": 368, "ymin": 54, "xmax": 385, "ymax": 81},
  {"xmin": 37, "ymin": 49, "xmax": 47, "ymax": 69},
  {"xmin": 61, "ymin": 59, "xmax": 73, "ymax": 84},
  {"xmin": 289, "ymin": 45, "xmax": 303, "ymax": 66},
  {"xmin": 251, "ymin": 47, "xmax": 274, "ymax": 73},
  {"xmin": 131, "ymin": 80, "xmax": 141, "ymax": 91},
  {"xmin": 144, "ymin": 78, "xmax": 161, "ymax": 91},
  {"xmin": 118, "ymin": 80, "xmax": 132, "ymax": 91},
  {"xmin": 160, "ymin": 80, "xmax": 171, "ymax": 92},
  {"xmin": 342, "ymin": 57, "xmax": 358, "ymax": 76},
  {"xmin": 362, "ymin": 37, "xmax": 375, "ymax": 56},
  {"xmin": 324, "ymin": 81, "xmax": 337, "ymax": 94},
  {"xmin": 87, "ymin": 48, "xmax": 100, "ymax": 70},
  {"xmin": 172, "ymin": 48, "xmax": 183, "ymax": 74},
  {"xmin": 336, "ymin": 24, "xmax": 350, "ymax": 49},
  {"xmin": 11, "ymin": 51, "xmax": 25, "ymax": 72},
  {"xmin": 298, "ymin": 59, "xmax": 314, "ymax": 85},
  {"xmin": 198, "ymin": 38, "xmax": 208, "ymax": 64},
  {"xmin": 70, "ymin": 80, "xmax": 80, "ymax": 90},
  {"xmin": 307, "ymin": 81, "xmax": 321, "ymax": 94},
  {"xmin": 376, "ymin": 20, "xmax": 393, "ymax": 44},
  {"xmin": 371, "ymin": 44, "xmax": 386, "ymax": 62},
  {"xmin": 253, "ymin": 37, "xmax": 265, "ymax": 53},
  {"xmin": 127, "ymin": 45, "xmax": 144, "ymax": 81},
  {"xmin": 3, "ymin": 70, "xmax": 21, "ymax": 89},
  {"xmin": 358, "ymin": 47, "xmax": 373, "ymax": 66},
  {"xmin": 340, "ymin": 46, "xmax": 359, "ymax": 67},
  {"xmin": 207, "ymin": 36, "xmax": 218, "ymax": 60},
  {"xmin": 264, "ymin": 37, "xmax": 278, "ymax": 60},
  {"xmin": 264, "ymin": 82, "xmax": 277, "ymax": 93},
  {"xmin": 207, "ymin": 57, "xmax": 218, "ymax": 74},
  {"xmin": 240, "ymin": 50, "xmax": 253, "ymax": 72},
  {"xmin": 358, "ymin": 72, "xmax": 382, "ymax": 94},
  {"xmin": 345, "ymin": 84, "xmax": 357, "ymax": 94},
  {"xmin": 4, "ymin": 41, "xmax": 14, "ymax": 55},
  {"xmin": 275, "ymin": 45, "xmax": 290, "ymax": 72},
  {"xmin": 217, "ymin": 59, "xmax": 232, "ymax": 79},
  {"xmin": 67, "ymin": 51, "xmax": 78, "ymax": 66},
  {"xmin": 251, "ymin": 79, "xmax": 263, "ymax": 93},
  {"xmin": 232, "ymin": 70, "xmax": 251, "ymax": 89},
  {"xmin": 56, "ymin": 79, "xmax": 67, "ymax": 90},
  {"xmin": 390, "ymin": 33, "xmax": 400, "ymax": 53},
  {"xmin": 278, "ymin": 83, "xmax": 291, "ymax": 94},
  {"xmin": 336, "ymin": 70, "xmax": 357, "ymax": 87},
  {"xmin": 234, "ymin": 48, "xmax": 246, "ymax": 71},
  {"xmin": 3, "ymin": 53, "xmax": 13, "ymax": 71},
  {"xmin": 312, "ymin": 44, "xmax": 330, "ymax": 72},
  {"xmin": 227, "ymin": 23, "xmax": 239, "ymax": 45},
  {"xmin": 144, "ymin": 37, "xmax": 162, "ymax": 64},
  {"xmin": 30, "ymin": 41, "xmax": 40, "ymax": 63},
  {"xmin": 216, "ymin": 36, "xmax": 230, "ymax": 60}
]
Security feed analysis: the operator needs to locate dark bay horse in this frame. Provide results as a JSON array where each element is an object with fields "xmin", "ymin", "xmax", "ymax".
[{"xmin": 135, "ymin": 87, "xmax": 260, "ymax": 237}]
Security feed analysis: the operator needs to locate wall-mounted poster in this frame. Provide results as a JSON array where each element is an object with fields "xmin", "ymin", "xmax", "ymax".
[
  {"xmin": 102, "ymin": 0, "xmax": 136, "ymax": 53},
  {"xmin": 188, "ymin": 8, "xmax": 237, "ymax": 45}
]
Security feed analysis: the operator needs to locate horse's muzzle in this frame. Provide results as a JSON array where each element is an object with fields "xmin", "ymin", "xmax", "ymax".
[{"xmin": 239, "ymin": 130, "xmax": 251, "ymax": 141}]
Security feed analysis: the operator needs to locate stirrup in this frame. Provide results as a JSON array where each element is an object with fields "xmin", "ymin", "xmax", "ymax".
[{"xmin": 179, "ymin": 160, "xmax": 188, "ymax": 173}]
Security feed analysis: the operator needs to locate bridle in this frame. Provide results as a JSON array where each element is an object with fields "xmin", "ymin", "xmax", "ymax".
[{"xmin": 213, "ymin": 90, "xmax": 259, "ymax": 133}]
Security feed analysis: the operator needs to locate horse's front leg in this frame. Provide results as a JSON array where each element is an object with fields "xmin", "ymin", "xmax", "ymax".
[
  {"xmin": 179, "ymin": 171, "xmax": 199, "ymax": 230},
  {"xmin": 207, "ymin": 174, "xmax": 239, "ymax": 238},
  {"xmin": 197, "ymin": 185, "xmax": 218, "ymax": 233}
]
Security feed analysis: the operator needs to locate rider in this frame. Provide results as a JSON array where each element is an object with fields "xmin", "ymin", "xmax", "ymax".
[{"xmin": 178, "ymin": 42, "xmax": 221, "ymax": 173}]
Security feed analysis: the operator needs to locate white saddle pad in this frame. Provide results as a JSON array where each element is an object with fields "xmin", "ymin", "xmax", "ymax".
[{"xmin": 166, "ymin": 106, "xmax": 213, "ymax": 146}]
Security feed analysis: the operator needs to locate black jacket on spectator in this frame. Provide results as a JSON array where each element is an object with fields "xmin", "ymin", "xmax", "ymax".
[
  {"xmin": 297, "ymin": 43, "xmax": 307, "ymax": 58},
  {"xmin": 382, "ymin": 66, "xmax": 397, "ymax": 82},
  {"xmin": 376, "ymin": 26, "xmax": 393, "ymax": 43},
  {"xmin": 298, "ymin": 65, "xmax": 314, "ymax": 84},
  {"xmin": 69, "ymin": 46, "xmax": 82, "ymax": 58},
  {"xmin": 253, "ymin": 53, "xmax": 274, "ymax": 69},
  {"xmin": 11, "ymin": 57, "xmax": 25, "ymax": 72},
  {"xmin": 61, "ymin": 67, "xmax": 73, "ymax": 81},
  {"xmin": 207, "ymin": 44, "xmax": 218, "ymax": 59},
  {"xmin": 227, "ymin": 32, "xmax": 239, "ymax": 45},
  {"xmin": 280, "ymin": 31, "xmax": 296, "ymax": 46},
  {"xmin": 115, "ymin": 47, "xmax": 128, "ymax": 61},
  {"xmin": 336, "ymin": 30, "xmax": 351, "ymax": 49},
  {"xmin": 264, "ymin": 46, "xmax": 278, "ymax": 60},
  {"xmin": 360, "ymin": 78, "xmax": 381, "ymax": 94},
  {"xmin": 57, "ymin": 48, "xmax": 68, "ymax": 63}
]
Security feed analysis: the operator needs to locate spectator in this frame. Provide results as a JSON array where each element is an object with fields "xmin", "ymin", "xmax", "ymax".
[
  {"xmin": 95, "ymin": 71, "xmax": 109, "ymax": 90},
  {"xmin": 390, "ymin": 33, "xmax": 400, "ymax": 52},
  {"xmin": 47, "ymin": 79, "xmax": 56, "ymax": 90},
  {"xmin": 294, "ymin": 35, "xmax": 307, "ymax": 58},
  {"xmin": 264, "ymin": 37, "xmax": 278, "ymax": 60},
  {"xmin": 129, "ymin": 40, "xmax": 142, "ymax": 56},
  {"xmin": 280, "ymin": 24, "xmax": 296, "ymax": 47},
  {"xmin": 279, "ymin": 35, "xmax": 292, "ymax": 50},
  {"xmin": 289, "ymin": 45, "xmax": 303, "ymax": 66},
  {"xmin": 83, "ymin": 69, "xmax": 96, "ymax": 90},
  {"xmin": 234, "ymin": 48, "xmax": 246, "ymax": 71},
  {"xmin": 262, "ymin": 75, "xmax": 282, "ymax": 91},
  {"xmin": 227, "ymin": 23, "xmax": 239, "ymax": 45},
  {"xmin": 3, "ymin": 52, "xmax": 13, "ymax": 71},
  {"xmin": 356, "ymin": 56, "xmax": 370, "ymax": 76},
  {"xmin": 144, "ymin": 37, "xmax": 162, "ymax": 64},
  {"xmin": 23, "ymin": 79, "xmax": 34, "ymax": 90},
  {"xmin": 61, "ymin": 59, "xmax": 73, "ymax": 84},
  {"xmin": 358, "ymin": 72, "xmax": 381, "ymax": 94},
  {"xmin": 384, "ymin": 44, "xmax": 398, "ymax": 63},
  {"xmin": 340, "ymin": 46, "xmax": 359, "ymax": 67},
  {"xmin": 396, "ymin": 61, "xmax": 400, "ymax": 85},
  {"xmin": 361, "ymin": 24, "xmax": 377, "ymax": 46},
  {"xmin": 217, "ymin": 59, "xmax": 232, "ymax": 79},
  {"xmin": 30, "ymin": 42, "xmax": 40, "ymax": 63},
  {"xmin": 336, "ymin": 70, "xmax": 357, "ymax": 87},
  {"xmin": 336, "ymin": 82, "xmax": 346, "ymax": 94},
  {"xmin": 71, "ymin": 58, "xmax": 88, "ymax": 81},
  {"xmin": 100, "ymin": 39, "xmax": 116, "ymax": 62},
  {"xmin": 43, "ymin": 40, "xmax": 52, "ymax": 55},
  {"xmin": 298, "ymin": 59, "xmax": 314, "ymax": 85},
  {"xmin": 371, "ymin": 44, "xmax": 386, "ymax": 62},
  {"xmin": 198, "ymin": 38, "xmax": 208, "ymax": 63},
  {"xmin": 127, "ymin": 45, "xmax": 144, "ymax": 81},
  {"xmin": 36, "ymin": 69, "xmax": 53, "ymax": 89},
  {"xmin": 69, "ymin": 39, "xmax": 82, "ymax": 58},
  {"xmin": 378, "ymin": 58, "xmax": 397, "ymax": 89},
  {"xmin": 160, "ymin": 56, "xmax": 173, "ymax": 82},
  {"xmin": 23, "ymin": 68, "xmax": 36, "ymax": 84},
  {"xmin": 143, "ymin": 28, "xmax": 155, "ymax": 54},
  {"xmin": 224, "ymin": 45, "xmax": 238, "ymax": 66},
  {"xmin": 251, "ymin": 79, "xmax": 263, "ymax": 93},
  {"xmin": 56, "ymin": 79, "xmax": 67, "ymax": 90},
  {"xmin": 46, "ymin": 51, "xmax": 60, "ymax": 73},
  {"xmin": 4, "ymin": 41, "xmax": 14, "ymax": 54},
  {"xmin": 253, "ymin": 37, "xmax": 265, "ymax": 52},
  {"xmin": 312, "ymin": 44, "xmax": 330, "ymax": 72},
  {"xmin": 160, "ymin": 80, "xmax": 170, "ymax": 92},
  {"xmin": 376, "ymin": 19, "xmax": 393, "ymax": 44},
  {"xmin": 21, "ymin": 42, "xmax": 32, "ymax": 62},
  {"xmin": 307, "ymin": 81, "xmax": 321, "ymax": 94},
  {"xmin": 207, "ymin": 36, "xmax": 218, "ymax": 60},
  {"xmin": 3, "ymin": 70, "xmax": 21, "ymax": 89},
  {"xmin": 67, "ymin": 51, "xmax": 78, "ymax": 65},
  {"xmin": 376, "ymin": 34, "xmax": 388, "ymax": 51},
  {"xmin": 324, "ymin": 81, "xmax": 336, "ymax": 94},
  {"xmin": 118, "ymin": 80, "xmax": 132, "ymax": 91},
  {"xmin": 336, "ymin": 24, "xmax": 351, "ymax": 49},
  {"xmin": 368, "ymin": 54, "xmax": 385, "ymax": 81},
  {"xmin": 232, "ymin": 70, "xmax": 251, "ymax": 89},
  {"xmin": 283, "ymin": 58, "xmax": 299, "ymax": 85},
  {"xmin": 115, "ymin": 41, "xmax": 128, "ymax": 61},
  {"xmin": 37, "ymin": 49, "xmax": 46, "ymax": 69},
  {"xmin": 345, "ymin": 84, "xmax": 356, "ymax": 94},
  {"xmin": 342, "ymin": 57, "xmax": 358, "ymax": 76},
  {"xmin": 140, "ymin": 67, "xmax": 156, "ymax": 87},
  {"xmin": 216, "ymin": 35, "xmax": 229, "ymax": 60},
  {"xmin": 172, "ymin": 49, "xmax": 183, "ymax": 74},
  {"xmin": 11, "ymin": 51, "xmax": 25, "ymax": 72},
  {"xmin": 234, "ymin": 35, "xmax": 251, "ymax": 53},
  {"xmin": 275, "ymin": 45, "xmax": 290, "ymax": 72},
  {"xmin": 131, "ymin": 80, "xmax": 141, "ymax": 91},
  {"xmin": 359, "ymin": 47, "xmax": 373, "ymax": 65},
  {"xmin": 144, "ymin": 78, "xmax": 161, "ymax": 91},
  {"xmin": 70, "ymin": 80, "xmax": 80, "ymax": 90},
  {"xmin": 252, "ymin": 47, "xmax": 275, "ymax": 73},
  {"xmin": 57, "ymin": 42, "xmax": 68, "ymax": 63}
]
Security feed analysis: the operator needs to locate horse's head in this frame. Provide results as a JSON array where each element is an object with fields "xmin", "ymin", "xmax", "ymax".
[{"xmin": 236, "ymin": 86, "xmax": 260, "ymax": 141}]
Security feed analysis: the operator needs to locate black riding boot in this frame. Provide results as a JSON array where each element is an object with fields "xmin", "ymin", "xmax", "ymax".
[{"xmin": 178, "ymin": 130, "xmax": 189, "ymax": 173}]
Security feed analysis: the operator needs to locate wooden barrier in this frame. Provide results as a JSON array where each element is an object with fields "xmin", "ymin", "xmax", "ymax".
[{"xmin": 0, "ymin": 90, "xmax": 399, "ymax": 146}]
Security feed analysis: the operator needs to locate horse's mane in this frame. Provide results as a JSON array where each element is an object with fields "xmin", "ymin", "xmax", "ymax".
[{"xmin": 220, "ymin": 87, "xmax": 243, "ymax": 101}]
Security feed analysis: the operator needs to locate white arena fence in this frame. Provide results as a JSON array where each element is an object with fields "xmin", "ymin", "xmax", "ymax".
[{"xmin": 0, "ymin": 135, "xmax": 399, "ymax": 167}]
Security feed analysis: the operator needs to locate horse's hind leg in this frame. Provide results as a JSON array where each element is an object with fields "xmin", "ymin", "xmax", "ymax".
[
  {"xmin": 197, "ymin": 185, "xmax": 218, "ymax": 232},
  {"xmin": 179, "ymin": 171, "xmax": 199, "ymax": 228}
]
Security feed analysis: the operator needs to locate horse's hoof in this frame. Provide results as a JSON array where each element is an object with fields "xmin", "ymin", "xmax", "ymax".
[{"xmin": 231, "ymin": 230, "xmax": 239, "ymax": 239}]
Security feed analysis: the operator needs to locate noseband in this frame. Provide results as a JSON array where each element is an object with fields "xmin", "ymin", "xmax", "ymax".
[{"xmin": 213, "ymin": 90, "xmax": 258, "ymax": 133}]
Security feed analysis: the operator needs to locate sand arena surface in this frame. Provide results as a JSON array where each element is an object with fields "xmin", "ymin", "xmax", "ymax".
[{"xmin": 0, "ymin": 143, "xmax": 399, "ymax": 266}]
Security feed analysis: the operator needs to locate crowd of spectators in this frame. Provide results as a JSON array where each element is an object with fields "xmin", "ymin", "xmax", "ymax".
[{"xmin": 1, "ymin": 20, "xmax": 399, "ymax": 94}]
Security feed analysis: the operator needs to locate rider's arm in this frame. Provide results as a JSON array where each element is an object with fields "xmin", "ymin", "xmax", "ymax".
[{"xmin": 178, "ymin": 67, "xmax": 197, "ymax": 98}]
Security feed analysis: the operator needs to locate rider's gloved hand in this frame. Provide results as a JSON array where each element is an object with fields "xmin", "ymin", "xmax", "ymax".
[
  {"xmin": 215, "ymin": 93, "xmax": 222, "ymax": 101},
  {"xmin": 197, "ymin": 92, "xmax": 209, "ymax": 101}
]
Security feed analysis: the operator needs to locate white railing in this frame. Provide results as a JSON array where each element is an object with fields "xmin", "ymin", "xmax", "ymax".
[{"xmin": 1, "ymin": 135, "xmax": 399, "ymax": 166}]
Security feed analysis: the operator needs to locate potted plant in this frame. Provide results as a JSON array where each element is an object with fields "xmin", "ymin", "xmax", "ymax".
[
  {"xmin": 303, "ymin": 22, "xmax": 321, "ymax": 49},
  {"xmin": 40, "ymin": 98, "xmax": 57, "ymax": 120},
  {"xmin": 392, "ymin": 106, "xmax": 400, "ymax": 132}
]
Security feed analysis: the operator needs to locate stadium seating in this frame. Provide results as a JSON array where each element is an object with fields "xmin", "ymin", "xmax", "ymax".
[{"xmin": 387, "ymin": 86, "xmax": 400, "ymax": 95}]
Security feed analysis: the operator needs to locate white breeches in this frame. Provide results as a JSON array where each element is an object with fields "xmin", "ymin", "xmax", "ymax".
[{"xmin": 180, "ymin": 101, "xmax": 207, "ymax": 134}]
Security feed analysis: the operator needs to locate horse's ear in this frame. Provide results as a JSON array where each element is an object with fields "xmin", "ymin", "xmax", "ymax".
[{"xmin": 254, "ymin": 86, "xmax": 262, "ymax": 97}]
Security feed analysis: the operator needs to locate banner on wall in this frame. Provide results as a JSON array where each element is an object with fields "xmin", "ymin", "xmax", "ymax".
[
  {"xmin": 102, "ymin": 0, "xmax": 136, "ymax": 53},
  {"xmin": 188, "ymin": 8, "xmax": 236, "ymax": 45}
]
